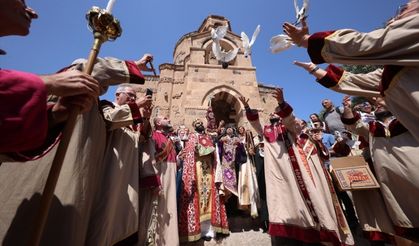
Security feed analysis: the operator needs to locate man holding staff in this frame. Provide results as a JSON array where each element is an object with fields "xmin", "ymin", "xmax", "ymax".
[
  {"xmin": 0, "ymin": 1, "xmax": 155, "ymax": 242},
  {"xmin": 0, "ymin": 0, "xmax": 100, "ymax": 156}
]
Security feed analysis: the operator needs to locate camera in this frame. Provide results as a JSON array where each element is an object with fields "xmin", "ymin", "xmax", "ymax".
[{"xmin": 146, "ymin": 88, "xmax": 153, "ymax": 96}]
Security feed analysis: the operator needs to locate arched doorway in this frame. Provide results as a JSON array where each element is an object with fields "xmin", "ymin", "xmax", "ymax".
[{"xmin": 209, "ymin": 91, "xmax": 241, "ymax": 127}]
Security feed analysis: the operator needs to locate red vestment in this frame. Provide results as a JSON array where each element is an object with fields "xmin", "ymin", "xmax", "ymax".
[{"xmin": 0, "ymin": 69, "xmax": 48, "ymax": 152}]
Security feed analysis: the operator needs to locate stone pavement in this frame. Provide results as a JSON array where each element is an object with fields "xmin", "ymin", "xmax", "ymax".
[
  {"xmin": 180, "ymin": 216, "xmax": 377, "ymax": 246},
  {"xmin": 181, "ymin": 216, "xmax": 270, "ymax": 246}
]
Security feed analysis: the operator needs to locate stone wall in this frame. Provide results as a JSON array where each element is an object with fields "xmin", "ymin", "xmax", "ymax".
[{"xmin": 134, "ymin": 15, "xmax": 278, "ymax": 131}]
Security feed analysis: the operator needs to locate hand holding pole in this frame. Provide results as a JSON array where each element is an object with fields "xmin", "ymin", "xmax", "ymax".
[
  {"xmin": 148, "ymin": 61, "xmax": 157, "ymax": 76},
  {"xmin": 29, "ymin": 4, "xmax": 122, "ymax": 246}
]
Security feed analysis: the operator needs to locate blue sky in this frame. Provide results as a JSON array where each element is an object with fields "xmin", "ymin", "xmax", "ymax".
[{"xmin": 1, "ymin": 0, "xmax": 405, "ymax": 120}]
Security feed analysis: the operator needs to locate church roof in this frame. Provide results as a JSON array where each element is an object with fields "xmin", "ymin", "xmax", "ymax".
[{"xmin": 173, "ymin": 15, "xmax": 234, "ymax": 58}]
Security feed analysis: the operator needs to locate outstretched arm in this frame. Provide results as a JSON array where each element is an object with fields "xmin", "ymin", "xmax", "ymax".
[
  {"xmin": 71, "ymin": 53, "xmax": 154, "ymax": 94},
  {"xmin": 238, "ymin": 96, "xmax": 250, "ymax": 108},
  {"xmin": 286, "ymin": 15, "xmax": 419, "ymax": 65},
  {"xmin": 135, "ymin": 53, "xmax": 154, "ymax": 72},
  {"xmin": 341, "ymin": 96, "xmax": 369, "ymax": 140},
  {"xmin": 100, "ymin": 95, "xmax": 152, "ymax": 131},
  {"xmin": 293, "ymin": 61, "xmax": 327, "ymax": 80},
  {"xmin": 272, "ymin": 88, "xmax": 297, "ymax": 135},
  {"xmin": 283, "ymin": 17, "xmax": 310, "ymax": 48},
  {"xmin": 39, "ymin": 70, "xmax": 99, "ymax": 98},
  {"xmin": 293, "ymin": 61, "xmax": 381, "ymax": 98},
  {"xmin": 239, "ymin": 96, "xmax": 263, "ymax": 135}
]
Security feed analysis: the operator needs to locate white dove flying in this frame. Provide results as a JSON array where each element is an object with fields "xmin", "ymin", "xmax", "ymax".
[
  {"xmin": 211, "ymin": 25, "xmax": 228, "ymax": 42},
  {"xmin": 241, "ymin": 25, "xmax": 261, "ymax": 58},
  {"xmin": 212, "ymin": 41, "xmax": 239, "ymax": 69},
  {"xmin": 293, "ymin": 0, "xmax": 309, "ymax": 25},
  {"xmin": 270, "ymin": 34, "xmax": 295, "ymax": 54}
]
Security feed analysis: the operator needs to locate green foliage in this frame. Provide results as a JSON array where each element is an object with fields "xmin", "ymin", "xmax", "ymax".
[
  {"xmin": 314, "ymin": 64, "xmax": 381, "ymax": 120},
  {"xmin": 341, "ymin": 64, "xmax": 381, "ymax": 108},
  {"xmin": 342, "ymin": 64, "xmax": 382, "ymax": 74}
]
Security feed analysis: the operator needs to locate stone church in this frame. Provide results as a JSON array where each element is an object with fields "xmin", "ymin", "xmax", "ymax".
[{"xmin": 137, "ymin": 15, "xmax": 277, "ymax": 129}]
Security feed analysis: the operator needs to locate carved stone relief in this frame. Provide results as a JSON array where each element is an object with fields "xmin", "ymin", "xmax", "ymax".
[
  {"xmin": 145, "ymin": 76, "xmax": 159, "ymax": 82},
  {"xmin": 173, "ymin": 79, "xmax": 184, "ymax": 84},
  {"xmin": 160, "ymin": 77, "xmax": 174, "ymax": 84},
  {"xmin": 159, "ymin": 64, "xmax": 175, "ymax": 70},
  {"xmin": 184, "ymin": 108, "xmax": 206, "ymax": 117},
  {"xmin": 159, "ymin": 77, "xmax": 184, "ymax": 84},
  {"xmin": 175, "ymin": 51, "xmax": 186, "ymax": 64},
  {"xmin": 171, "ymin": 105, "xmax": 181, "ymax": 117},
  {"xmin": 172, "ymin": 92, "xmax": 183, "ymax": 99}
]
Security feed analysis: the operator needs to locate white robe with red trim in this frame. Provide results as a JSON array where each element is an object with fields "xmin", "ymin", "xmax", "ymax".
[
  {"xmin": 246, "ymin": 104, "xmax": 354, "ymax": 246},
  {"xmin": 308, "ymin": 13, "xmax": 419, "ymax": 144},
  {"xmin": 0, "ymin": 57, "xmax": 145, "ymax": 246},
  {"xmin": 136, "ymin": 130, "xmax": 179, "ymax": 246},
  {"xmin": 85, "ymin": 101, "xmax": 152, "ymax": 245},
  {"xmin": 238, "ymin": 135, "xmax": 260, "ymax": 217},
  {"xmin": 345, "ymin": 117, "xmax": 419, "ymax": 234}
]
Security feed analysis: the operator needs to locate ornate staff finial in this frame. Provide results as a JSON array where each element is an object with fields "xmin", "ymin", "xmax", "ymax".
[{"xmin": 86, "ymin": 6, "xmax": 122, "ymax": 41}]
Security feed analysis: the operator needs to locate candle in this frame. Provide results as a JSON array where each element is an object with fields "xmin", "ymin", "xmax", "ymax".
[{"xmin": 105, "ymin": 0, "xmax": 116, "ymax": 13}]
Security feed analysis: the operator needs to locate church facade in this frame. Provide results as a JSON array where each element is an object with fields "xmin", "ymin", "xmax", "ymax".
[{"xmin": 137, "ymin": 15, "xmax": 277, "ymax": 129}]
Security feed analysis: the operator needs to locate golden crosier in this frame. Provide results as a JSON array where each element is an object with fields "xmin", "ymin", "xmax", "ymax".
[{"xmin": 86, "ymin": 6, "xmax": 122, "ymax": 41}]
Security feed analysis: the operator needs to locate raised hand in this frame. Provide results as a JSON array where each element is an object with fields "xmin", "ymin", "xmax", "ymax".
[
  {"xmin": 140, "ymin": 104, "xmax": 153, "ymax": 119},
  {"xmin": 40, "ymin": 70, "xmax": 100, "ymax": 97},
  {"xmin": 342, "ymin": 95, "xmax": 352, "ymax": 109},
  {"xmin": 272, "ymin": 88, "xmax": 285, "ymax": 104},
  {"xmin": 238, "ymin": 96, "xmax": 250, "ymax": 108},
  {"xmin": 136, "ymin": 95, "xmax": 153, "ymax": 109},
  {"xmin": 294, "ymin": 61, "xmax": 327, "ymax": 79},
  {"xmin": 311, "ymin": 131, "xmax": 323, "ymax": 142},
  {"xmin": 293, "ymin": 61, "xmax": 316, "ymax": 71},
  {"xmin": 341, "ymin": 95, "xmax": 355, "ymax": 119},
  {"xmin": 283, "ymin": 17, "xmax": 309, "ymax": 47},
  {"xmin": 136, "ymin": 53, "xmax": 154, "ymax": 71}
]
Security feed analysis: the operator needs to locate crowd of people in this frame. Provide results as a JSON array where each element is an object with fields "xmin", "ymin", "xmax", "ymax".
[{"xmin": 1, "ymin": 0, "xmax": 419, "ymax": 245}]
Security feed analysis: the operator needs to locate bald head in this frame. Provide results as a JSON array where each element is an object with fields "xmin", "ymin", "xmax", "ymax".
[
  {"xmin": 321, "ymin": 99, "xmax": 333, "ymax": 111},
  {"xmin": 154, "ymin": 115, "xmax": 171, "ymax": 131},
  {"xmin": 115, "ymin": 85, "xmax": 136, "ymax": 105}
]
